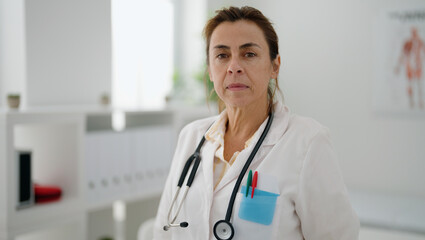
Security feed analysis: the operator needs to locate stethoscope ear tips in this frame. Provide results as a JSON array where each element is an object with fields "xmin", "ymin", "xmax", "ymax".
[
  {"xmin": 163, "ymin": 225, "xmax": 170, "ymax": 231},
  {"xmin": 180, "ymin": 222, "xmax": 189, "ymax": 228}
]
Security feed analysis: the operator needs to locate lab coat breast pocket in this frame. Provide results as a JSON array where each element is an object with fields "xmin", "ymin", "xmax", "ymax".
[{"xmin": 232, "ymin": 186, "xmax": 281, "ymax": 240}]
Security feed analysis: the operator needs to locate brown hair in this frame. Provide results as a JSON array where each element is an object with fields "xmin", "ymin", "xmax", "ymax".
[{"xmin": 203, "ymin": 6, "xmax": 282, "ymax": 112}]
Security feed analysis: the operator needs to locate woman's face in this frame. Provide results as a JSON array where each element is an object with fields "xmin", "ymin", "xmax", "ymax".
[{"xmin": 208, "ymin": 20, "xmax": 280, "ymax": 110}]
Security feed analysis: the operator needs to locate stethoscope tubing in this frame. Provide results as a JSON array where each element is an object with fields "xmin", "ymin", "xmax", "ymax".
[
  {"xmin": 177, "ymin": 136, "xmax": 206, "ymax": 188},
  {"xmin": 165, "ymin": 132, "xmax": 206, "ymax": 230},
  {"xmin": 224, "ymin": 111, "xmax": 274, "ymax": 221},
  {"xmin": 165, "ymin": 111, "xmax": 274, "ymax": 239}
]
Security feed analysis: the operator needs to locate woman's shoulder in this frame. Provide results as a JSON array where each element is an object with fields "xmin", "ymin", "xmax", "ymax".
[
  {"xmin": 275, "ymin": 103, "xmax": 328, "ymax": 137},
  {"xmin": 286, "ymin": 113, "xmax": 330, "ymax": 141},
  {"xmin": 179, "ymin": 115, "xmax": 218, "ymax": 139},
  {"xmin": 289, "ymin": 114, "xmax": 326, "ymax": 131}
]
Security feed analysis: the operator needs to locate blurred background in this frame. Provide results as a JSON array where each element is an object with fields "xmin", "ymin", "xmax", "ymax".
[{"xmin": 1, "ymin": 0, "xmax": 425, "ymax": 239}]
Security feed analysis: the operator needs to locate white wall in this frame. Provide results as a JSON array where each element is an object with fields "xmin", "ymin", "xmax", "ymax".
[
  {"xmin": 207, "ymin": 0, "xmax": 425, "ymax": 198},
  {"xmin": 25, "ymin": 0, "xmax": 111, "ymax": 107},
  {"xmin": 1, "ymin": 0, "xmax": 112, "ymax": 108},
  {"xmin": 0, "ymin": 0, "xmax": 27, "ymax": 108}
]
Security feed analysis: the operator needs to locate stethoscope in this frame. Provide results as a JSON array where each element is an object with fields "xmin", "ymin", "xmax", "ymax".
[{"xmin": 163, "ymin": 111, "xmax": 274, "ymax": 240}]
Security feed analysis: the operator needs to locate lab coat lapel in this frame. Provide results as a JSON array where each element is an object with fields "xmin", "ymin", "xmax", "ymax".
[
  {"xmin": 213, "ymin": 103, "xmax": 291, "ymax": 193},
  {"xmin": 261, "ymin": 103, "xmax": 290, "ymax": 147},
  {"xmin": 200, "ymin": 140, "xmax": 219, "ymax": 200},
  {"xmin": 245, "ymin": 103, "xmax": 290, "ymax": 168}
]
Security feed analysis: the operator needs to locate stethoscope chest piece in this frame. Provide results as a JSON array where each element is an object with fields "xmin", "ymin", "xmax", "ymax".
[{"xmin": 213, "ymin": 220, "xmax": 234, "ymax": 240}]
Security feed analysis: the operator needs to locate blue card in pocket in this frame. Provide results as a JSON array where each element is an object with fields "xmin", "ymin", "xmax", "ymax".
[{"xmin": 238, "ymin": 185, "xmax": 279, "ymax": 225}]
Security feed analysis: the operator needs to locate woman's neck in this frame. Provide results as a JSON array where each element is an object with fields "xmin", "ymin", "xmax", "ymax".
[{"xmin": 225, "ymin": 99, "xmax": 269, "ymax": 141}]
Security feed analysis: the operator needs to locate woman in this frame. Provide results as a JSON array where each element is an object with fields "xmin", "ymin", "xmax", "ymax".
[{"xmin": 154, "ymin": 6, "xmax": 359, "ymax": 240}]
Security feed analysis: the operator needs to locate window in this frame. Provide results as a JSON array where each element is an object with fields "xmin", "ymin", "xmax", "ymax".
[{"xmin": 112, "ymin": 0, "xmax": 174, "ymax": 109}]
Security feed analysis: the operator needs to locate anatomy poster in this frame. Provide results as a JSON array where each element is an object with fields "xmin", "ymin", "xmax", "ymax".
[{"xmin": 374, "ymin": 8, "xmax": 425, "ymax": 114}]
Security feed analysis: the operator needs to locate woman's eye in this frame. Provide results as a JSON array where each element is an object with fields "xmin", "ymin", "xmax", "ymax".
[
  {"xmin": 245, "ymin": 52, "xmax": 256, "ymax": 57},
  {"xmin": 217, "ymin": 53, "xmax": 228, "ymax": 59}
]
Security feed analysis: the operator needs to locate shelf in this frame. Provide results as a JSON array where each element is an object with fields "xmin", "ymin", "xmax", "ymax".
[
  {"xmin": 85, "ymin": 112, "xmax": 176, "ymax": 211},
  {"xmin": 0, "ymin": 106, "xmax": 214, "ymax": 240},
  {"xmin": 9, "ymin": 198, "xmax": 84, "ymax": 237},
  {"xmin": 0, "ymin": 111, "xmax": 85, "ymax": 240},
  {"xmin": 86, "ymin": 109, "xmax": 175, "ymax": 132},
  {"xmin": 86, "ymin": 181, "xmax": 165, "ymax": 212}
]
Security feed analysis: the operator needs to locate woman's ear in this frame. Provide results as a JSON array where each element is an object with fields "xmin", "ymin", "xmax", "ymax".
[{"xmin": 271, "ymin": 55, "xmax": 281, "ymax": 79}]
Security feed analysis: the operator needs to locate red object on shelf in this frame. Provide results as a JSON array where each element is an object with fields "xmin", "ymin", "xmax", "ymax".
[{"xmin": 34, "ymin": 184, "xmax": 62, "ymax": 204}]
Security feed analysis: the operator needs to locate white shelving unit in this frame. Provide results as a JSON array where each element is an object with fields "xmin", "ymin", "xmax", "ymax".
[
  {"xmin": 0, "ymin": 106, "xmax": 214, "ymax": 240},
  {"xmin": 0, "ymin": 110, "xmax": 86, "ymax": 240},
  {"xmin": 84, "ymin": 110, "xmax": 177, "ymax": 211}
]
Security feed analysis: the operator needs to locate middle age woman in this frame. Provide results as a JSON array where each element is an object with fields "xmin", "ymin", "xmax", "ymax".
[{"xmin": 154, "ymin": 6, "xmax": 359, "ymax": 240}]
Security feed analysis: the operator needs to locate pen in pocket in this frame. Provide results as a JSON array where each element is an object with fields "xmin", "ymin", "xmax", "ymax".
[
  {"xmin": 251, "ymin": 171, "xmax": 258, "ymax": 198},
  {"xmin": 246, "ymin": 170, "xmax": 252, "ymax": 197}
]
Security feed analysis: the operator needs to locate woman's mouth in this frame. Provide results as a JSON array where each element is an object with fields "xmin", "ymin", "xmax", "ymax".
[{"xmin": 226, "ymin": 83, "xmax": 249, "ymax": 91}]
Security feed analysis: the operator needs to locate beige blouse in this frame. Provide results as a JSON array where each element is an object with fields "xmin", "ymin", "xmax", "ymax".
[{"xmin": 204, "ymin": 111, "xmax": 254, "ymax": 190}]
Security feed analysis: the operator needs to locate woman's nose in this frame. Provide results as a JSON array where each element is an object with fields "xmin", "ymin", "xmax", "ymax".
[{"xmin": 227, "ymin": 58, "xmax": 243, "ymax": 74}]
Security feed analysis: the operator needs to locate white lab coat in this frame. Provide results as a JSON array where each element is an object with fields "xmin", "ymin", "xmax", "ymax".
[{"xmin": 154, "ymin": 103, "xmax": 359, "ymax": 240}]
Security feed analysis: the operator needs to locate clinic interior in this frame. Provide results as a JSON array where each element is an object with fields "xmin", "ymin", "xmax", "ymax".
[{"xmin": 0, "ymin": 0, "xmax": 425, "ymax": 240}]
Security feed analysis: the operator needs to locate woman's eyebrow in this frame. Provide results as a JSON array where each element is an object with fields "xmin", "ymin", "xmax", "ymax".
[
  {"xmin": 240, "ymin": 42, "xmax": 261, "ymax": 49},
  {"xmin": 213, "ymin": 44, "xmax": 230, "ymax": 50},
  {"xmin": 212, "ymin": 43, "xmax": 261, "ymax": 50}
]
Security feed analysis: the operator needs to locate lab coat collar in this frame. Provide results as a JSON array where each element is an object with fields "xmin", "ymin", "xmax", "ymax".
[
  {"xmin": 209, "ymin": 101, "xmax": 290, "ymax": 146},
  {"xmin": 212, "ymin": 101, "xmax": 291, "ymax": 193},
  {"xmin": 204, "ymin": 110, "xmax": 228, "ymax": 146},
  {"xmin": 263, "ymin": 101, "xmax": 291, "ymax": 146}
]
